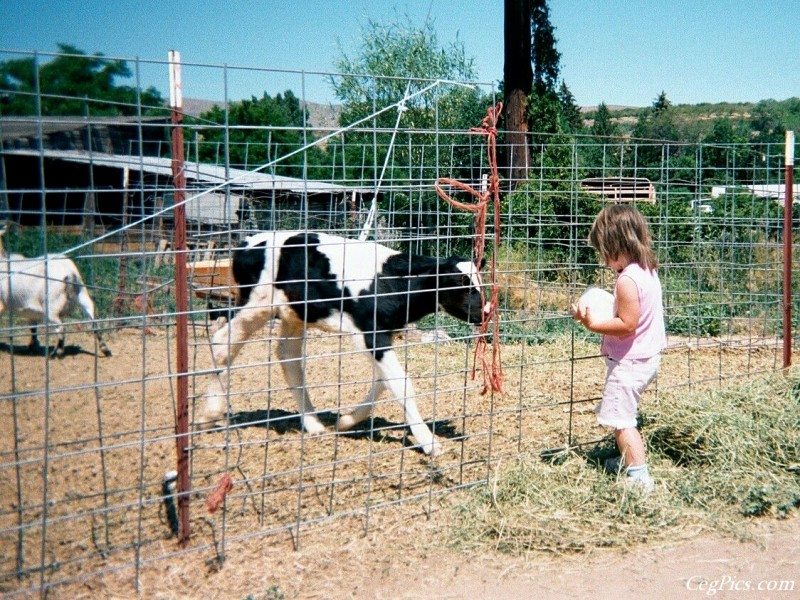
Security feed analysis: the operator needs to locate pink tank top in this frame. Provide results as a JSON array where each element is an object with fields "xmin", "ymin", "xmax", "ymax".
[{"xmin": 601, "ymin": 263, "xmax": 666, "ymax": 360}]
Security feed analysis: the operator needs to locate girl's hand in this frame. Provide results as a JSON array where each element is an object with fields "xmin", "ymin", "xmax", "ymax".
[
  {"xmin": 571, "ymin": 301, "xmax": 594, "ymax": 329},
  {"xmin": 572, "ymin": 276, "xmax": 640, "ymax": 336}
]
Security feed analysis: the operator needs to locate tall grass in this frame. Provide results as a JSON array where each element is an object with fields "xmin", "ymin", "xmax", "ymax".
[{"xmin": 449, "ymin": 371, "xmax": 800, "ymax": 555}]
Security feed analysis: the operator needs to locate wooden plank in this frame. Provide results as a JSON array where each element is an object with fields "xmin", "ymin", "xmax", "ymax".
[{"xmin": 189, "ymin": 258, "xmax": 236, "ymax": 302}]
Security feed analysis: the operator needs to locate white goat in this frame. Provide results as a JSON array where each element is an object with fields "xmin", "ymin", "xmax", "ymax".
[{"xmin": 0, "ymin": 231, "xmax": 112, "ymax": 358}]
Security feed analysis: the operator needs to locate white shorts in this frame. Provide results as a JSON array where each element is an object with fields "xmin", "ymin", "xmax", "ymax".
[{"xmin": 595, "ymin": 355, "xmax": 660, "ymax": 430}]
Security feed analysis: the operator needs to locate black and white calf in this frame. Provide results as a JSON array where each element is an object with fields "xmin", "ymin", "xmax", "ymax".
[{"xmin": 202, "ymin": 231, "xmax": 488, "ymax": 457}]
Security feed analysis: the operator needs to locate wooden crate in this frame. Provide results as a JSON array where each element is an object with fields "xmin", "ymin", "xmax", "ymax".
[{"xmin": 189, "ymin": 258, "xmax": 236, "ymax": 303}]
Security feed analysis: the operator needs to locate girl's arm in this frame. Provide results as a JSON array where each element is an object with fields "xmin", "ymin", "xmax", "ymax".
[{"xmin": 572, "ymin": 275, "xmax": 640, "ymax": 336}]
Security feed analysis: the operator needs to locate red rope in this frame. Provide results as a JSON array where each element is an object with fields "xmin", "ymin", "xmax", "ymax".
[
  {"xmin": 434, "ymin": 102, "xmax": 504, "ymax": 394},
  {"xmin": 206, "ymin": 473, "xmax": 233, "ymax": 514}
]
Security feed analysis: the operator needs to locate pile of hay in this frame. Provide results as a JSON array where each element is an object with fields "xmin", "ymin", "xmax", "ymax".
[{"xmin": 449, "ymin": 371, "xmax": 800, "ymax": 555}]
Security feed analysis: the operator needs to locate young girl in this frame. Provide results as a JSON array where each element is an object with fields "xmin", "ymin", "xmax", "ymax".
[{"xmin": 571, "ymin": 204, "xmax": 666, "ymax": 493}]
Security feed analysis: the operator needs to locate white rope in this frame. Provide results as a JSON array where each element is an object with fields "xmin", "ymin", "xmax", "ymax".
[{"xmin": 358, "ymin": 82, "xmax": 411, "ymax": 242}]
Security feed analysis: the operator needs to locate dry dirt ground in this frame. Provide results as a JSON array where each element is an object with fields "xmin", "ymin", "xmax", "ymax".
[
  {"xmin": 182, "ymin": 514, "xmax": 799, "ymax": 600},
  {"xmin": 1, "ymin": 325, "xmax": 798, "ymax": 599}
]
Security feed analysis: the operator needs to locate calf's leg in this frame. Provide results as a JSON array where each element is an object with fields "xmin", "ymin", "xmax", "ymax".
[
  {"xmin": 28, "ymin": 326, "xmax": 43, "ymax": 354},
  {"xmin": 337, "ymin": 380, "xmax": 385, "ymax": 430},
  {"xmin": 372, "ymin": 349, "xmax": 442, "ymax": 457},
  {"xmin": 202, "ymin": 302, "xmax": 272, "ymax": 426},
  {"xmin": 277, "ymin": 319, "xmax": 326, "ymax": 435}
]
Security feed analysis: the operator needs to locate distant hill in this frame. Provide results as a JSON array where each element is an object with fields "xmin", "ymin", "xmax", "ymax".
[
  {"xmin": 182, "ymin": 98, "xmax": 341, "ymax": 130},
  {"xmin": 183, "ymin": 96, "xmax": 798, "ymax": 140},
  {"xmin": 182, "ymin": 98, "xmax": 221, "ymax": 117},
  {"xmin": 580, "ymin": 98, "xmax": 800, "ymax": 137},
  {"xmin": 580, "ymin": 105, "xmax": 639, "ymax": 113}
]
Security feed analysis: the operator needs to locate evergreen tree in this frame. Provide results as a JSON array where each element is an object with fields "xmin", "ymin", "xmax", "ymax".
[
  {"xmin": 531, "ymin": 0, "xmax": 561, "ymax": 94},
  {"xmin": 590, "ymin": 102, "xmax": 619, "ymax": 139},
  {"xmin": 526, "ymin": 1, "xmax": 568, "ymax": 160},
  {"xmin": 631, "ymin": 91, "xmax": 684, "ymax": 177},
  {"xmin": 503, "ymin": 0, "xmax": 578, "ymax": 186},
  {"xmin": 585, "ymin": 102, "xmax": 622, "ymax": 175},
  {"xmin": 702, "ymin": 117, "xmax": 755, "ymax": 182},
  {"xmin": 558, "ymin": 81, "xmax": 583, "ymax": 133},
  {"xmin": 652, "ymin": 90, "xmax": 671, "ymax": 115}
]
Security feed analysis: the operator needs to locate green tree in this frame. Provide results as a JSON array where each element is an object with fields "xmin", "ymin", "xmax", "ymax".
[
  {"xmin": 584, "ymin": 102, "xmax": 622, "ymax": 175},
  {"xmin": 0, "ymin": 43, "xmax": 163, "ymax": 116},
  {"xmin": 503, "ymin": 0, "xmax": 579, "ymax": 187},
  {"xmin": 330, "ymin": 16, "xmax": 489, "ymax": 242},
  {"xmin": 332, "ymin": 16, "xmax": 480, "ymax": 131},
  {"xmin": 701, "ymin": 117, "xmax": 755, "ymax": 182},
  {"xmin": 195, "ymin": 90, "xmax": 327, "ymax": 179},
  {"xmin": 751, "ymin": 97, "xmax": 800, "ymax": 143},
  {"xmin": 631, "ymin": 91, "xmax": 682, "ymax": 176},
  {"xmin": 558, "ymin": 81, "xmax": 583, "ymax": 133},
  {"xmin": 531, "ymin": 0, "xmax": 561, "ymax": 94},
  {"xmin": 636, "ymin": 91, "xmax": 680, "ymax": 141},
  {"xmin": 590, "ymin": 102, "xmax": 619, "ymax": 139},
  {"xmin": 525, "ymin": 0, "xmax": 575, "ymax": 175},
  {"xmin": 652, "ymin": 90, "xmax": 671, "ymax": 115}
]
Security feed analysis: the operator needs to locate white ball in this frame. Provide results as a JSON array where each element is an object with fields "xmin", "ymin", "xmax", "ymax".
[{"xmin": 578, "ymin": 287, "xmax": 615, "ymax": 322}]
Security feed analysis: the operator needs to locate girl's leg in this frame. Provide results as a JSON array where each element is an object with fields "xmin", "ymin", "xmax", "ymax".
[{"xmin": 615, "ymin": 427, "xmax": 646, "ymax": 467}]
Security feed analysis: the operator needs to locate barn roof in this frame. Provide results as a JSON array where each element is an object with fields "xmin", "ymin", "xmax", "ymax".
[
  {"xmin": 1, "ymin": 148, "xmax": 355, "ymax": 195},
  {"xmin": 0, "ymin": 115, "xmax": 169, "ymax": 142}
]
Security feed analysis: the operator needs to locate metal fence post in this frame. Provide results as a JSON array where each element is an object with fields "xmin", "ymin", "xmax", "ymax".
[
  {"xmin": 784, "ymin": 131, "xmax": 795, "ymax": 368},
  {"xmin": 169, "ymin": 49, "xmax": 191, "ymax": 544}
]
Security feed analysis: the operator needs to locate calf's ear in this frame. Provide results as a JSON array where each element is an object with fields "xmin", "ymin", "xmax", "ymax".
[{"xmin": 474, "ymin": 256, "xmax": 486, "ymax": 270}]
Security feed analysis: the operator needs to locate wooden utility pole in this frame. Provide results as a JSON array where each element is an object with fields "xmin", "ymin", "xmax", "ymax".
[{"xmin": 503, "ymin": 0, "xmax": 532, "ymax": 187}]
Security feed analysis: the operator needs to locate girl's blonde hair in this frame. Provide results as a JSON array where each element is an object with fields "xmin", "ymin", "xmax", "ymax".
[{"xmin": 588, "ymin": 203, "xmax": 659, "ymax": 270}]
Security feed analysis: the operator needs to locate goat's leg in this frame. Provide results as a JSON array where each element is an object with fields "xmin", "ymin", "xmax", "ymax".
[
  {"xmin": 201, "ymin": 302, "xmax": 272, "ymax": 427},
  {"xmin": 96, "ymin": 332, "xmax": 113, "ymax": 357},
  {"xmin": 337, "ymin": 380, "xmax": 385, "ymax": 431},
  {"xmin": 42, "ymin": 321, "xmax": 66, "ymax": 358},
  {"xmin": 277, "ymin": 320, "xmax": 325, "ymax": 435},
  {"xmin": 28, "ymin": 326, "xmax": 43, "ymax": 354},
  {"xmin": 374, "ymin": 349, "xmax": 442, "ymax": 457},
  {"xmin": 74, "ymin": 284, "xmax": 112, "ymax": 357}
]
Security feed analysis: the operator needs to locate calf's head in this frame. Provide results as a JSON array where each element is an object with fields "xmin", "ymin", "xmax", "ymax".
[{"xmin": 434, "ymin": 256, "xmax": 489, "ymax": 325}]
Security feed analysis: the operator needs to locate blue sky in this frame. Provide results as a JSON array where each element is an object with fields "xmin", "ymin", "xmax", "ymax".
[{"xmin": 1, "ymin": 0, "xmax": 797, "ymax": 108}]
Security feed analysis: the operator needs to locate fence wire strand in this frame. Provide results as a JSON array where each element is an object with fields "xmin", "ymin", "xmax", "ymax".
[{"xmin": 0, "ymin": 49, "xmax": 797, "ymax": 596}]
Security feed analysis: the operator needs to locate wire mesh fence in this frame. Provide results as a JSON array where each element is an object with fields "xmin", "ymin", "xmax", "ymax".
[{"xmin": 0, "ymin": 50, "xmax": 798, "ymax": 596}]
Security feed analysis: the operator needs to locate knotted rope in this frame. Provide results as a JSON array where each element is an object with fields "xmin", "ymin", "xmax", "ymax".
[
  {"xmin": 206, "ymin": 473, "xmax": 233, "ymax": 514},
  {"xmin": 434, "ymin": 102, "xmax": 504, "ymax": 394}
]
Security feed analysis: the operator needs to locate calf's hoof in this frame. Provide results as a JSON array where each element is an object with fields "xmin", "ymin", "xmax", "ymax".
[
  {"xmin": 337, "ymin": 413, "xmax": 358, "ymax": 431},
  {"xmin": 198, "ymin": 383, "xmax": 228, "ymax": 430},
  {"xmin": 423, "ymin": 437, "xmax": 444, "ymax": 459},
  {"xmin": 194, "ymin": 416, "xmax": 228, "ymax": 432},
  {"xmin": 301, "ymin": 415, "xmax": 327, "ymax": 436}
]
